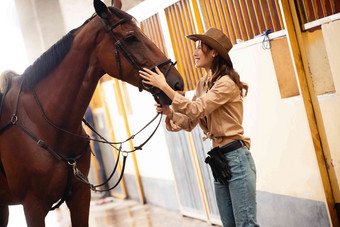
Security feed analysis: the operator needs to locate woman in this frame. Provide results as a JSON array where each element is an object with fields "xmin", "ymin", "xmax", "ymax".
[{"xmin": 139, "ymin": 27, "xmax": 258, "ymax": 227}]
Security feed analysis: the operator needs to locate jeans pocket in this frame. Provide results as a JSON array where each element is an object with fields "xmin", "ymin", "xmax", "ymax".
[
  {"xmin": 225, "ymin": 153, "xmax": 241, "ymax": 179},
  {"xmin": 246, "ymin": 152, "xmax": 257, "ymax": 174}
]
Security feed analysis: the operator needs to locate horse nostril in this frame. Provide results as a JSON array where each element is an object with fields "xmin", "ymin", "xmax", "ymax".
[{"xmin": 174, "ymin": 82, "xmax": 183, "ymax": 91}]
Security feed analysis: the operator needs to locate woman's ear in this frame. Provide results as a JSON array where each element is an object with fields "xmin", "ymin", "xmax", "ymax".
[{"xmin": 212, "ymin": 50, "xmax": 218, "ymax": 57}]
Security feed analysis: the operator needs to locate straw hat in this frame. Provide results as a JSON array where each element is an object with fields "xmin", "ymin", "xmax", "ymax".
[{"xmin": 186, "ymin": 28, "xmax": 233, "ymax": 62}]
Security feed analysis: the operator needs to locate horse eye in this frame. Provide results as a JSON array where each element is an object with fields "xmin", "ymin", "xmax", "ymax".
[{"xmin": 124, "ymin": 35, "xmax": 138, "ymax": 43}]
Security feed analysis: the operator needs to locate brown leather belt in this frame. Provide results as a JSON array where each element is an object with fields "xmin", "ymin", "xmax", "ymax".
[{"xmin": 220, "ymin": 140, "xmax": 245, "ymax": 154}]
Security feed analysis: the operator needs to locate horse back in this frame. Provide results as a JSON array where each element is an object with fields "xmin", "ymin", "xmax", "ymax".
[
  {"xmin": 0, "ymin": 70, "xmax": 19, "ymax": 118},
  {"xmin": 0, "ymin": 70, "xmax": 18, "ymax": 94}
]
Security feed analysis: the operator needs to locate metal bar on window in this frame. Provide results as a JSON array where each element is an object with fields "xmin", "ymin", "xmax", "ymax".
[
  {"xmin": 176, "ymin": 3, "xmax": 194, "ymax": 89},
  {"xmin": 153, "ymin": 15, "xmax": 168, "ymax": 55},
  {"xmin": 211, "ymin": 1, "xmax": 222, "ymax": 29},
  {"xmin": 259, "ymin": 0, "xmax": 271, "ymax": 29},
  {"xmin": 226, "ymin": 0, "xmax": 241, "ymax": 41},
  {"xmin": 311, "ymin": 0, "xmax": 320, "ymax": 19},
  {"xmin": 167, "ymin": 6, "xmax": 190, "ymax": 90},
  {"xmin": 173, "ymin": 5, "xmax": 194, "ymax": 90},
  {"xmin": 330, "ymin": 0, "xmax": 336, "ymax": 14},
  {"xmin": 181, "ymin": 0, "xmax": 199, "ymax": 85},
  {"xmin": 302, "ymin": 0, "xmax": 312, "ymax": 22},
  {"xmin": 245, "ymin": 0, "xmax": 258, "ymax": 36},
  {"xmin": 266, "ymin": 0, "xmax": 277, "ymax": 31},
  {"xmin": 217, "ymin": 0, "xmax": 235, "ymax": 42},
  {"xmin": 240, "ymin": 0, "xmax": 253, "ymax": 39},
  {"xmin": 320, "ymin": 0, "xmax": 327, "ymax": 17},
  {"xmin": 253, "ymin": 0, "xmax": 265, "ymax": 33},
  {"xmin": 147, "ymin": 18, "xmax": 158, "ymax": 46},
  {"xmin": 274, "ymin": 0, "xmax": 284, "ymax": 29},
  {"xmin": 296, "ymin": 0, "xmax": 307, "ymax": 24},
  {"xmin": 208, "ymin": 1, "xmax": 219, "ymax": 27},
  {"xmin": 232, "ymin": 0, "xmax": 247, "ymax": 41},
  {"xmin": 202, "ymin": 1, "xmax": 213, "ymax": 28}
]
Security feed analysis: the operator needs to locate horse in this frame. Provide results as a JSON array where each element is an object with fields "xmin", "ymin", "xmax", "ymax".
[{"xmin": 0, "ymin": 0, "xmax": 184, "ymax": 226}]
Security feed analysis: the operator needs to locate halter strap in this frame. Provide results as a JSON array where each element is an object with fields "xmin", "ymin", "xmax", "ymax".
[
  {"xmin": 98, "ymin": 15, "xmax": 176, "ymax": 96},
  {"xmin": 99, "ymin": 17, "xmax": 142, "ymax": 82}
]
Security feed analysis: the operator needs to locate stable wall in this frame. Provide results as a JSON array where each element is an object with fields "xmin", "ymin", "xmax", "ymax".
[
  {"xmin": 229, "ymin": 34, "xmax": 329, "ymax": 226},
  {"xmin": 319, "ymin": 19, "xmax": 340, "ymax": 190},
  {"xmin": 232, "ymin": 38, "xmax": 325, "ymax": 201}
]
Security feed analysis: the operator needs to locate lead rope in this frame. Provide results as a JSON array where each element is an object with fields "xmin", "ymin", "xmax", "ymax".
[
  {"xmin": 32, "ymin": 86, "xmax": 161, "ymax": 150},
  {"xmin": 68, "ymin": 145, "xmax": 128, "ymax": 192},
  {"xmin": 78, "ymin": 113, "xmax": 163, "ymax": 191},
  {"xmin": 4, "ymin": 80, "xmax": 163, "ymax": 195}
]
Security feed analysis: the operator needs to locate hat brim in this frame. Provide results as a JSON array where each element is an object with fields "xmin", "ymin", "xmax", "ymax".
[{"xmin": 186, "ymin": 34, "xmax": 231, "ymax": 62}]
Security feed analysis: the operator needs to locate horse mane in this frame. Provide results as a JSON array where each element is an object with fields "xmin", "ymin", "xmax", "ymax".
[
  {"xmin": 22, "ymin": 31, "xmax": 75, "ymax": 88},
  {"xmin": 21, "ymin": 7, "xmax": 133, "ymax": 88}
]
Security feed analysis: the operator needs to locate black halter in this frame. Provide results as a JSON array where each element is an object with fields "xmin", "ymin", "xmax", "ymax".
[{"xmin": 98, "ymin": 16, "xmax": 177, "ymax": 93}]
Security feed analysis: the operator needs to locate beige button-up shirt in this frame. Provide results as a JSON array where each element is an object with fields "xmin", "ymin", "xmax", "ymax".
[{"xmin": 165, "ymin": 74, "xmax": 250, "ymax": 149}]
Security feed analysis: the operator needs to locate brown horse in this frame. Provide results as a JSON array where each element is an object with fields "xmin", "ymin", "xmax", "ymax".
[{"xmin": 0, "ymin": 0, "xmax": 183, "ymax": 226}]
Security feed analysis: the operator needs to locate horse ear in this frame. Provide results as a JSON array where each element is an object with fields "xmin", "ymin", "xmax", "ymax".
[
  {"xmin": 94, "ymin": 0, "xmax": 109, "ymax": 19},
  {"xmin": 113, "ymin": 0, "xmax": 122, "ymax": 9}
]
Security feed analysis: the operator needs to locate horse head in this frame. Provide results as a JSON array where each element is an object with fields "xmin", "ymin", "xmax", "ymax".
[{"xmin": 93, "ymin": 0, "xmax": 184, "ymax": 105}]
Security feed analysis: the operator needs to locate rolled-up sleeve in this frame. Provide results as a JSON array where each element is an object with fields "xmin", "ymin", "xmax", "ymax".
[{"xmin": 172, "ymin": 76, "xmax": 239, "ymax": 119}]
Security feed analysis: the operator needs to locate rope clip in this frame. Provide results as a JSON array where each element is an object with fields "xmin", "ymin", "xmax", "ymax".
[{"xmin": 68, "ymin": 160, "xmax": 79, "ymax": 175}]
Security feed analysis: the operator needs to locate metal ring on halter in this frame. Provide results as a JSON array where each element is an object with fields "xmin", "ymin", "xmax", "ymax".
[{"xmin": 11, "ymin": 115, "xmax": 18, "ymax": 124}]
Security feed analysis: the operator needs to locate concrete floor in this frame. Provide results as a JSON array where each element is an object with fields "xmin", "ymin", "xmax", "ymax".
[
  {"xmin": 88, "ymin": 197, "xmax": 215, "ymax": 227},
  {"xmin": 8, "ymin": 194, "xmax": 216, "ymax": 227}
]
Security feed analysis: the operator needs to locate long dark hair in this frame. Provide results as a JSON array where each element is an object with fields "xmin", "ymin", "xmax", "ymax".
[{"xmin": 202, "ymin": 43, "xmax": 248, "ymax": 97}]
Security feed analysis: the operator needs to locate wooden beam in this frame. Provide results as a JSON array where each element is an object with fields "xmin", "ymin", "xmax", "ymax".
[{"xmin": 279, "ymin": 0, "xmax": 340, "ymax": 226}]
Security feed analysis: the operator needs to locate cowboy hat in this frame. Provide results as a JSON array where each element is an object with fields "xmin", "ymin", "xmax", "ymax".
[{"xmin": 186, "ymin": 27, "xmax": 233, "ymax": 62}]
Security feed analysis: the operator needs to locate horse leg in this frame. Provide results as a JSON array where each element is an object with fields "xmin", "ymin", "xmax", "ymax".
[
  {"xmin": 66, "ymin": 182, "xmax": 91, "ymax": 227},
  {"xmin": 0, "ymin": 205, "xmax": 9, "ymax": 227},
  {"xmin": 22, "ymin": 195, "xmax": 50, "ymax": 227}
]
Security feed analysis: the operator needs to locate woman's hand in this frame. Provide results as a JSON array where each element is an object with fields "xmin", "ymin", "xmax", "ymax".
[
  {"xmin": 139, "ymin": 66, "xmax": 176, "ymax": 101},
  {"xmin": 139, "ymin": 67, "xmax": 167, "ymax": 90},
  {"xmin": 154, "ymin": 104, "xmax": 172, "ymax": 117}
]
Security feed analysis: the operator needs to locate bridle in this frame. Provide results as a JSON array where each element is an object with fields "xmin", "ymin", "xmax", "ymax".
[{"xmin": 98, "ymin": 15, "xmax": 177, "ymax": 101}]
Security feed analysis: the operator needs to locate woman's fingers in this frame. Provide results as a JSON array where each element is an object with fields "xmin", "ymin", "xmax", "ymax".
[
  {"xmin": 139, "ymin": 67, "xmax": 166, "ymax": 89},
  {"xmin": 139, "ymin": 70, "xmax": 150, "ymax": 78},
  {"xmin": 139, "ymin": 70, "xmax": 152, "ymax": 85},
  {"xmin": 155, "ymin": 66, "xmax": 164, "ymax": 77},
  {"xmin": 142, "ymin": 67, "xmax": 153, "ymax": 74},
  {"xmin": 154, "ymin": 103, "xmax": 167, "ymax": 113}
]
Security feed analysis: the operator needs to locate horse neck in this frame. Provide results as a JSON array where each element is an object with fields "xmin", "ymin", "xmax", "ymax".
[{"xmin": 34, "ymin": 32, "xmax": 103, "ymax": 129}]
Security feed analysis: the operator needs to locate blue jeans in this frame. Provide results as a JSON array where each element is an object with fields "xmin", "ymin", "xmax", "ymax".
[{"xmin": 214, "ymin": 145, "xmax": 259, "ymax": 227}]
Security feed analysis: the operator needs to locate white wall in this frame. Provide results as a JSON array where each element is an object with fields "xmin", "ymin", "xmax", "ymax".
[
  {"xmin": 231, "ymin": 37, "xmax": 326, "ymax": 201},
  {"xmin": 0, "ymin": 0, "xmax": 28, "ymax": 74}
]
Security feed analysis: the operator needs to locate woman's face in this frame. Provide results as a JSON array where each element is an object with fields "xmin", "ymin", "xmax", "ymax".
[{"xmin": 193, "ymin": 41, "xmax": 215, "ymax": 70}]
